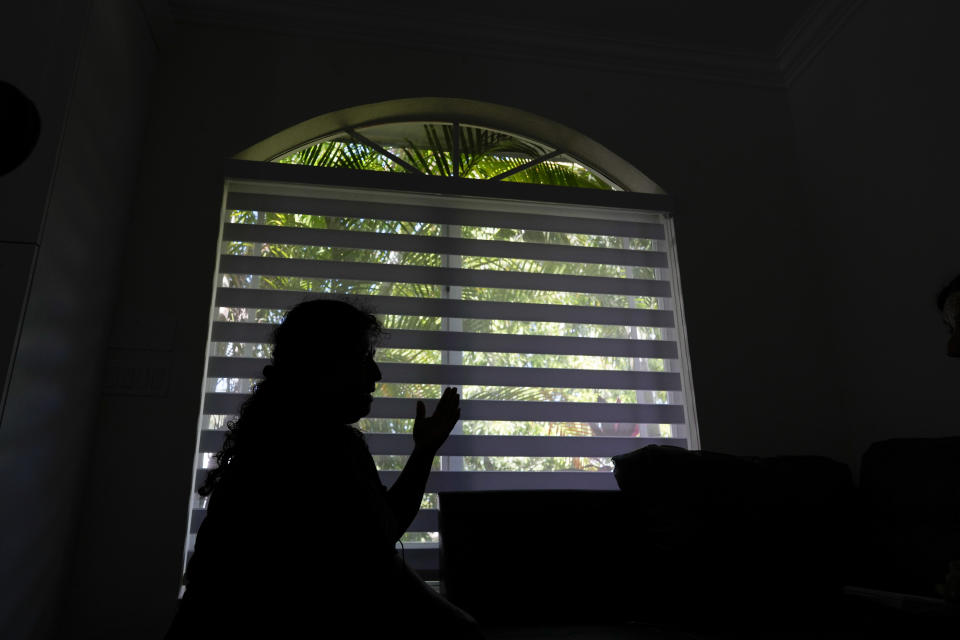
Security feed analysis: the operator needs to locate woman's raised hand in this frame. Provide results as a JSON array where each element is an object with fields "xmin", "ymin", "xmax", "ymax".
[{"xmin": 413, "ymin": 387, "xmax": 461, "ymax": 456}]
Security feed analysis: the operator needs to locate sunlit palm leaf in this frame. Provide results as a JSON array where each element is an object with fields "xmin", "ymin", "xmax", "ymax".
[{"xmin": 502, "ymin": 160, "xmax": 608, "ymax": 189}]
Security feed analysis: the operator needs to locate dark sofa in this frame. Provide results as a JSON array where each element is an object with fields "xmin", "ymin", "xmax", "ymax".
[
  {"xmin": 437, "ymin": 438, "xmax": 960, "ymax": 634},
  {"xmin": 854, "ymin": 437, "xmax": 960, "ymax": 598}
]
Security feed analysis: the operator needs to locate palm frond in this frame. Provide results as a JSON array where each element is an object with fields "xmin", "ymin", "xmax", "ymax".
[{"xmin": 502, "ymin": 159, "xmax": 609, "ymax": 189}]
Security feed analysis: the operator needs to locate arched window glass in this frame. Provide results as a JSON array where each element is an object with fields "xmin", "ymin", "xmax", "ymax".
[{"xmin": 272, "ymin": 122, "xmax": 619, "ymax": 190}]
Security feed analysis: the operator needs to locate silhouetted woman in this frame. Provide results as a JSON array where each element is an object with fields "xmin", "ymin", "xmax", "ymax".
[{"xmin": 166, "ymin": 299, "xmax": 482, "ymax": 638}]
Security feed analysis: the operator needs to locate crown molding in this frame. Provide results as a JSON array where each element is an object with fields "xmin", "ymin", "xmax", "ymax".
[
  {"xmin": 168, "ymin": 1, "xmax": 785, "ymax": 88},
  {"xmin": 167, "ymin": 0, "xmax": 866, "ymax": 90},
  {"xmin": 777, "ymin": 0, "xmax": 866, "ymax": 86}
]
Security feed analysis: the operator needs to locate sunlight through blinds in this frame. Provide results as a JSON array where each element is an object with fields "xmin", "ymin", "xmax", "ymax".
[{"xmin": 186, "ymin": 162, "xmax": 698, "ymax": 579}]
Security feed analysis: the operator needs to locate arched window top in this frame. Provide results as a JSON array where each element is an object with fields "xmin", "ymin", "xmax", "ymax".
[
  {"xmin": 273, "ymin": 121, "xmax": 620, "ymax": 190},
  {"xmin": 236, "ymin": 99, "xmax": 664, "ymax": 194}
]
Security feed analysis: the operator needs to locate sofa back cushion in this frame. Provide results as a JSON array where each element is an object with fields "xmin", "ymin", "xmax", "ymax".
[
  {"xmin": 438, "ymin": 490, "xmax": 636, "ymax": 625},
  {"xmin": 858, "ymin": 437, "xmax": 960, "ymax": 596},
  {"xmin": 611, "ymin": 445, "xmax": 855, "ymax": 623}
]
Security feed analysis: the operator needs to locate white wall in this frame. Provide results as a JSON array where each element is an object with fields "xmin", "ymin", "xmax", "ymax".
[
  {"xmin": 0, "ymin": 1, "xmax": 157, "ymax": 638},
  {"xmin": 0, "ymin": 0, "xmax": 88, "ymax": 418},
  {"xmin": 788, "ymin": 0, "xmax": 959, "ymax": 472}
]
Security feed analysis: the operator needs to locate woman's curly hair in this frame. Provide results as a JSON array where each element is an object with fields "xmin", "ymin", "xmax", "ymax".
[{"xmin": 198, "ymin": 297, "xmax": 382, "ymax": 497}]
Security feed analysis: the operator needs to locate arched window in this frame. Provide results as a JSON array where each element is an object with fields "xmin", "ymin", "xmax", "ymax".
[
  {"xmin": 187, "ymin": 106, "xmax": 698, "ymax": 586},
  {"xmin": 273, "ymin": 121, "xmax": 619, "ymax": 189}
]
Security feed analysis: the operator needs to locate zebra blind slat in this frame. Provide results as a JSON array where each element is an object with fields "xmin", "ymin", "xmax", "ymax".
[
  {"xmin": 222, "ymin": 224, "xmax": 670, "ymax": 269},
  {"xmin": 190, "ymin": 507, "xmax": 440, "ymax": 534},
  {"xmin": 385, "ymin": 471, "xmax": 621, "ymax": 491},
  {"xmin": 368, "ymin": 434, "xmax": 682, "ymax": 457},
  {"xmin": 226, "ymin": 191, "xmax": 667, "ymax": 240},
  {"xmin": 207, "ymin": 358, "xmax": 683, "ymax": 391},
  {"xmin": 203, "ymin": 393, "xmax": 686, "ymax": 424},
  {"xmin": 219, "ymin": 255, "xmax": 672, "ymax": 298},
  {"xmin": 214, "ymin": 289, "xmax": 676, "ymax": 327},
  {"xmin": 211, "ymin": 323, "xmax": 680, "ymax": 359},
  {"xmin": 195, "ymin": 469, "xmax": 622, "ymax": 492},
  {"xmin": 198, "ymin": 431, "xmax": 686, "ymax": 456},
  {"xmin": 396, "ymin": 545, "xmax": 439, "ymax": 572}
]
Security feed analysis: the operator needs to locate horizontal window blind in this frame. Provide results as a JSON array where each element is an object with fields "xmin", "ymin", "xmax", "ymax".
[{"xmin": 186, "ymin": 163, "xmax": 698, "ymax": 580}]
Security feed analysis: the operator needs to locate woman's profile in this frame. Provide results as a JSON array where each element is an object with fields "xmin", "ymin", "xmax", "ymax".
[{"xmin": 166, "ymin": 298, "xmax": 482, "ymax": 638}]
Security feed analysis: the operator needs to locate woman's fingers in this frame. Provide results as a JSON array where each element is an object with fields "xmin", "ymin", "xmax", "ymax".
[
  {"xmin": 433, "ymin": 388, "xmax": 460, "ymax": 430},
  {"xmin": 416, "ymin": 388, "xmax": 460, "ymax": 429},
  {"xmin": 438, "ymin": 386, "xmax": 460, "ymax": 410}
]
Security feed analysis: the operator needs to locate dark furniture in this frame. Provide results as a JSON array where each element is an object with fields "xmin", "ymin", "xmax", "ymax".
[
  {"xmin": 854, "ymin": 437, "xmax": 960, "ymax": 598},
  {"xmin": 439, "ymin": 489, "xmax": 635, "ymax": 626},
  {"xmin": 437, "ymin": 438, "xmax": 960, "ymax": 635}
]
